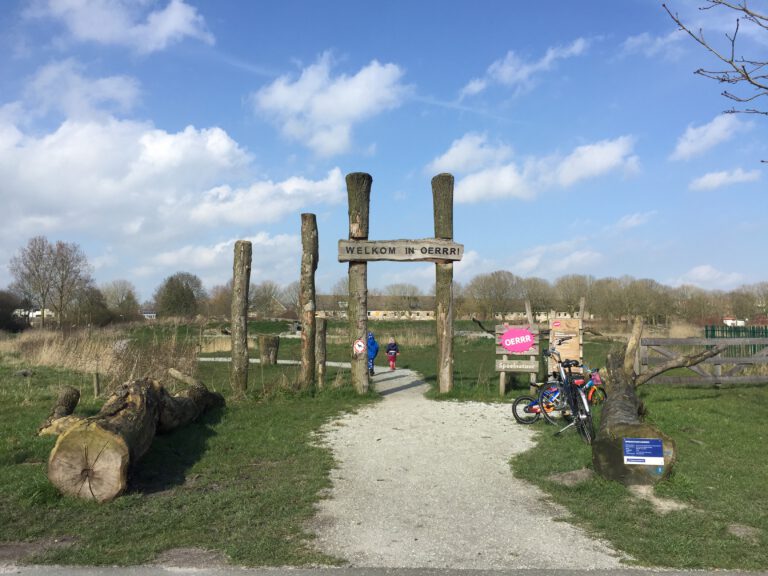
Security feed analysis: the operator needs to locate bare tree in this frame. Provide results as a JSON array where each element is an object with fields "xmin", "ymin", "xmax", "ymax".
[
  {"xmin": 207, "ymin": 282, "xmax": 233, "ymax": 319},
  {"xmin": 101, "ymin": 279, "xmax": 141, "ymax": 321},
  {"xmin": 664, "ymin": 1, "xmax": 768, "ymax": 117},
  {"xmin": 50, "ymin": 241, "xmax": 93, "ymax": 325},
  {"xmin": 9, "ymin": 236, "xmax": 55, "ymax": 327},
  {"xmin": 384, "ymin": 283, "xmax": 422, "ymax": 312},
  {"xmin": 554, "ymin": 274, "xmax": 594, "ymax": 316},
  {"xmin": 331, "ymin": 276, "xmax": 349, "ymax": 296},
  {"xmin": 250, "ymin": 280, "xmax": 281, "ymax": 318},
  {"xmin": 465, "ymin": 271, "xmax": 526, "ymax": 318},
  {"xmin": 521, "ymin": 277, "xmax": 555, "ymax": 317},
  {"xmin": 280, "ymin": 280, "xmax": 301, "ymax": 316}
]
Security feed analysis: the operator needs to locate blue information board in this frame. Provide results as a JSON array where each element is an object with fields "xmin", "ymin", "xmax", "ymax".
[{"xmin": 623, "ymin": 438, "xmax": 664, "ymax": 465}]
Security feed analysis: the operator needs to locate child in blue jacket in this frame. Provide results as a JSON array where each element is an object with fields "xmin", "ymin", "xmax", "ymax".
[{"xmin": 367, "ymin": 331, "xmax": 379, "ymax": 376}]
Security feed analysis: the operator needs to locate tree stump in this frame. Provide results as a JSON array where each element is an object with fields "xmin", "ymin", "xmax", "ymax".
[
  {"xmin": 592, "ymin": 317, "xmax": 723, "ymax": 486},
  {"xmin": 591, "ymin": 352, "xmax": 677, "ymax": 485},
  {"xmin": 258, "ymin": 335, "xmax": 280, "ymax": 365},
  {"xmin": 44, "ymin": 377, "xmax": 224, "ymax": 502}
]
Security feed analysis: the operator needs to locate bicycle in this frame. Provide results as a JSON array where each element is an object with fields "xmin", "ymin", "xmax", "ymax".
[
  {"xmin": 511, "ymin": 394, "xmax": 542, "ymax": 424},
  {"xmin": 511, "ymin": 381, "xmax": 549, "ymax": 424},
  {"xmin": 539, "ymin": 336, "xmax": 595, "ymax": 444}
]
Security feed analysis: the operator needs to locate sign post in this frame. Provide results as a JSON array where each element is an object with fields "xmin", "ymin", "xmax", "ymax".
[{"xmin": 340, "ymin": 172, "xmax": 463, "ymax": 394}]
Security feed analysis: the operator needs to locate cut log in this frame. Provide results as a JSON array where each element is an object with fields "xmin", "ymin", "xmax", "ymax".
[{"xmin": 45, "ymin": 377, "xmax": 224, "ymax": 502}]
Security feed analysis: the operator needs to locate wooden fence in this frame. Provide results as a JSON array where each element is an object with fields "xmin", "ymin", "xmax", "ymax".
[{"xmin": 638, "ymin": 337, "xmax": 768, "ymax": 386}]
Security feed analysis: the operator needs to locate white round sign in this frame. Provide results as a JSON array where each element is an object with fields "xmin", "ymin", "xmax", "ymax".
[{"xmin": 353, "ymin": 338, "xmax": 366, "ymax": 355}]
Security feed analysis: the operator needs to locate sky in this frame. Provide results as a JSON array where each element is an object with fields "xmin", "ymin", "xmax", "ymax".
[{"xmin": 1, "ymin": 0, "xmax": 766, "ymax": 303}]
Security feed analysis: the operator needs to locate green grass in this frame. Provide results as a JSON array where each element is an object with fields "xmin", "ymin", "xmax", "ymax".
[
  {"xmin": 0, "ymin": 356, "xmax": 375, "ymax": 566},
  {"xmin": 2, "ymin": 323, "xmax": 767, "ymax": 569},
  {"xmin": 512, "ymin": 384, "xmax": 768, "ymax": 570}
]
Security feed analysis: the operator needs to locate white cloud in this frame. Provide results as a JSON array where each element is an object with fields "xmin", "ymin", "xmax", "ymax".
[
  {"xmin": 609, "ymin": 211, "xmax": 657, "ymax": 232},
  {"xmin": 689, "ymin": 167, "xmax": 761, "ymax": 190},
  {"xmin": 620, "ymin": 32, "xmax": 684, "ymax": 59},
  {"xmin": 512, "ymin": 239, "xmax": 601, "ymax": 278},
  {"xmin": 427, "ymin": 133, "xmax": 512, "ymax": 174},
  {"xmin": 670, "ymin": 115, "xmax": 750, "ymax": 161},
  {"xmin": 460, "ymin": 38, "xmax": 588, "ymax": 98},
  {"xmin": 148, "ymin": 233, "xmax": 303, "ymax": 291},
  {"xmin": 673, "ymin": 265, "xmax": 745, "ymax": 290},
  {"xmin": 189, "ymin": 168, "xmax": 345, "ymax": 225},
  {"xmin": 252, "ymin": 52, "xmax": 408, "ymax": 156},
  {"xmin": 455, "ymin": 165, "xmax": 532, "ymax": 203},
  {"xmin": 24, "ymin": 59, "xmax": 141, "ymax": 120},
  {"xmin": 0, "ymin": 107, "xmax": 343, "ymax": 265},
  {"xmin": 26, "ymin": 0, "xmax": 214, "ymax": 53},
  {"xmin": 555, "ymin": 136, "xmax": 638, "ymax": 187},
  {"xmin": 430, "ymin": 133, "xmax": 638, "ymax": 203}
]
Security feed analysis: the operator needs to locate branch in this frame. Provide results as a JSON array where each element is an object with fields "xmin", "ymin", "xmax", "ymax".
[
  {"xmin": 635, "ymin": 345, "xmax": 725, "ymax": 386},
  {"xmin": 663, "ymin": 2, "xmax": 768, "ymax": 112},
  {"xmin": 471, "ymin": 316, "xmax": 495, "ymax": 335}
]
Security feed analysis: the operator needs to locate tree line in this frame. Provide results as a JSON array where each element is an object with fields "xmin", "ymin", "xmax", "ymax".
[{"xmin": 3, "ymin": 236, "xmax": 767, "ymax": 331}]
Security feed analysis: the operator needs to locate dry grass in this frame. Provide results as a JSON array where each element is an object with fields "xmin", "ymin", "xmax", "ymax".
[{"xmin": 0, "ymin": 328, "xmax": 198, "ymax": 392}]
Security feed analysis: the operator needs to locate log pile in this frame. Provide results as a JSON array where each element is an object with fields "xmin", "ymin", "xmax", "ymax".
[{"xmin": 40, "ymin": 373, "xmax": 224, "ymax": 502}]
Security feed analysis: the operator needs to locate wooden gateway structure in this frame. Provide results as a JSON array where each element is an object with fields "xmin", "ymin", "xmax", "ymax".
[{"xmin": 339, "ymin": 172, "xmax": 463, "ymax": 394}]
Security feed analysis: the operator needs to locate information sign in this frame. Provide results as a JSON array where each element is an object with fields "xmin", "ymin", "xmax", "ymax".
[
  {"xmin": 623, "ymin": 438, "xmax": 664, "ymax": 465},
  {"xmin": 353, "ymin": 338, "xmax": 366, "ymax": 355}
]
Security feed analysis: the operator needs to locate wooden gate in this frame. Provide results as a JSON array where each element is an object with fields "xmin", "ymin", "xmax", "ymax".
[{"xmin": 638, "ymin": 337, "xmax": 768, "ymax": 386}]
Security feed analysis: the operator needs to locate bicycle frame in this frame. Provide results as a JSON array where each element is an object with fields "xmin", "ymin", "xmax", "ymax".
[{"xmin": 543, "ymin": 337, "xmax": 593, "ymax": 442}]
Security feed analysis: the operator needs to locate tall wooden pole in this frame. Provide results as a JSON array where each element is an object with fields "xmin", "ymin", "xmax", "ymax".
[
  {"xmin": 432, "ymin": 173, "xmax": 454, "ymax": 394},
  {"xmin": 300, "ymin": 213, "xmax": 318, "ymax": 390},
  {"xmin": 346, "ymin": 172, "xmax": 371, "ymax": 394},
  {"xmin": 231, "ymin": 240, "xmax": 252, "ymax": 398}
]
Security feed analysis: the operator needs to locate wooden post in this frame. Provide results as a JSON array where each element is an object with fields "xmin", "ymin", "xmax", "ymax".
[
  {"xmin": 346, "ymin": 173, "xmax": 371, "ymax": 394},
  {"xmin": 316, "ymin": 317, "xmax": 327, "ymax": 390},
  {"xmin": 526, "ymin": 300, "xmax": 537, "ymax": 393},
  {"xmin": 258, "ymin": 335, "xmax": 280, "ymax": 365},
  {"xmin": 432, "ymin": 173, "xmax": 454, "ymax": 394},
  {"xmin": 92, "ymin": 372, "xmax": 101, "ymax": 398},
  {"xmin": 231, "ymin": 240, "xmax": 252, "ymax": 398},
  {"xmin": 300, "ymin": 213, "xmax": 319, "ymax": 390}
]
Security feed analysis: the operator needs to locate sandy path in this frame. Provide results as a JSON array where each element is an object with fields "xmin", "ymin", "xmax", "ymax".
[{"xmin": 310, "ymin": 369, "xmax": 627, "ymax": 569}]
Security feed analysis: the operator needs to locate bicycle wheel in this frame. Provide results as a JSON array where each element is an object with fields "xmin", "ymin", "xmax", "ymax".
[
  {"xmin": 512, "ymin": 395, "xmax": 541, "ymax": 424},
  {"xmin": 539, "ymin": 382, "xmax": 567, "ymax": 425},
  {"xmin": 574, "ymin": 390, "xmax": 595, "ymax": 444},
  {"xmin": 589, "ymin": 386, "xmax": 607, "ymax": 405}
]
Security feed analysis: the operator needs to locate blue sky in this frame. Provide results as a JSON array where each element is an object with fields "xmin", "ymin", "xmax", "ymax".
[{"xmin": 1, "ymin": 0, "xmax": 765, "ymax": 302}]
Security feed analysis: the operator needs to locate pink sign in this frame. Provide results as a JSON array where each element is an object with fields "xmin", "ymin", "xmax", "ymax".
[{"xmin": 500, "ymin": 327, "xmax": 535, "ymax": 353}]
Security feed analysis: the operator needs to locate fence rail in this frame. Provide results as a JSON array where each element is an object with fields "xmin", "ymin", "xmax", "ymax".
[{"xmin": 639, "ymin": 337, "xmax": 768, "ymax": 387}]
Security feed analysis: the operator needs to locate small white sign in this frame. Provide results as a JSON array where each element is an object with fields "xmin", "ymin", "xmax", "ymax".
[
  {"xmin": 623, "ymin": 438, "xmax": 664, "ymax": 466},
  {"xmin": 353, "ymin": 338, "xmax": 366, "ymax": 355}
]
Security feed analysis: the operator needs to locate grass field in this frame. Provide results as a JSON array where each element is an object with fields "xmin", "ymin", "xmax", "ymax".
[{"xmin": 1, "ymin": 320, "xmax": 766, "ymax": 569}]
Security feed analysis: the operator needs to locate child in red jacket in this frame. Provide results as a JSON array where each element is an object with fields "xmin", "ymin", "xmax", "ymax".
[{"xmin": 386, "ymin": 336, "xmax": 400, "ymax": 371}]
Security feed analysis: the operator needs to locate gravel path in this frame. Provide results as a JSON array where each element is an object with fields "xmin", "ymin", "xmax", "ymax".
[{"xmin": 310, "ymin": 369, "xmax": 628, "ymax": 570}]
